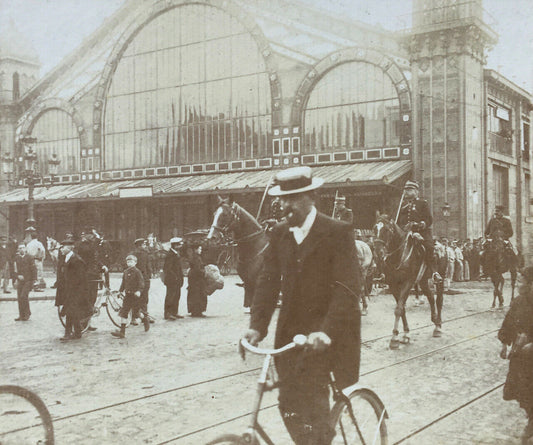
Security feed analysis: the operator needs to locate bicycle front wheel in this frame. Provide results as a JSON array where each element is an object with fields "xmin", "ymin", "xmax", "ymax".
[
  {"xmin": 105, "ymin": 291, "xmax": 131, "ymax": 328},
  {"xmin": 0, "ymin": 385, "xmax": 54, "ymax": 445},
  {"xmin": 57, "ymin": 306, "xmax": 91, "ymax": 333},
  {"xmin": 330, "ymin": 388, "xmax": 388, "ymax": 445}
]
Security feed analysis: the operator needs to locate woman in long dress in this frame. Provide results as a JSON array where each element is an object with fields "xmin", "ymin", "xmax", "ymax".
[
  {"xmin": 187, "ymin": 244, "xmax": 207, "ymax": 317},
  {"xmin": 499, "ymin": 266, "xmax": 533, "ymax": 441}
]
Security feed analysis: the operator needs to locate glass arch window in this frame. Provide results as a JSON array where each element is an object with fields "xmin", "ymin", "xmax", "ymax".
[
  {"xmin": 303, "ymin": 62, "xmax": 400, "ymax": 154},
  {"xmin": 104, "ymin": 4, "xmax": 272, "ymax": 170},
  {"xmin": 29, "ymin": 109, "xmax": 80, "ymax": 174}
]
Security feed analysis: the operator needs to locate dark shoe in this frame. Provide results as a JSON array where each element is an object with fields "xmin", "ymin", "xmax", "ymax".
[
  {"xmin": 111, "ymin": 330, "xmax": 125, "ymax": 338},
  {"xmin": 149, "ymin": 316, "xmax": 155, "ymax": 324},
  {"xmin": 14, "ymin": 317, "xmax": 29, "ymax": 321},
  {"xmin": 87, "ymin": 326, "xmax": 97, "ymax": 332},
  {"xmin": 164, "ymin": 315, "xmax": 177, "ymax": 321},
  {"xmin": 72, "ymin": 333, "xmax": 82, "ymax": 339},
  {"xmin": 60, "ymin": 334, "xmax": 73, "ymax": 341},
  {"xmin": 174, "ymin": 314, "xmax": 184, "ymax": 319},
  {"xmin": 131, "ymin": 319, "xmax": 139, "ymax": 326},
  {"xmin": 143, "ymin": 316, "xmax": 150, "ymax": 332}
]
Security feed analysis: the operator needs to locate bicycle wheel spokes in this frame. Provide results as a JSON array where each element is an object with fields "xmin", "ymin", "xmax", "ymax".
[
  {"xmin": 0, "ymin": 386, "xmax": 54, "ymax": 445},
  {"xmin": 331, "ymin": 391, "xmax": 387, "ymax": 445}
]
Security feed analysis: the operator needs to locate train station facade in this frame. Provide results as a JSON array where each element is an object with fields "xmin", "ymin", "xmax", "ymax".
[{"xmin": 0, "ymin": 0, "xmax": 531, "ymax": 254}]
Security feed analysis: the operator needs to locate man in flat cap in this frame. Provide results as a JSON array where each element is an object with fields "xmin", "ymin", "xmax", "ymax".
[
  {"xmin": 163, "ymin": 237, "xmax": 184, "ymax": 320},
  {"xmin": 397, "ymin": 180, "xmax": 442, "ymax": 283},
  {"xmin": 243, "ymin": 166, "xmax": 362, "ymax": 444}
]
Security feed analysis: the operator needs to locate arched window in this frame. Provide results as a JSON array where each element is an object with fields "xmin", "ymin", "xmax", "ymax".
[
  {"xmin": 104, "ymin": 4, "xmax": 272, "ymax": 170},
  {"xmin": 303, "ymin": 62, "xmax": 400, "ymax": 154},
  {"xmin": 12, "ymin": 72, "xmax": 20, "ymax": 100},
  {"xmin": 28, "ymin": 109, "xmax": 80, "ymax": 174}
]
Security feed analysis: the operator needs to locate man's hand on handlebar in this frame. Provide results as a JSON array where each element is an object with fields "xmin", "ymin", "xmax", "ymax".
[
  {"xmin": 240, "ymin": 329, "xmax": 261, "ymax": 359},
  {"xmin": 306, "ymin": 332, "xmax": 331, "ymax": 352}
]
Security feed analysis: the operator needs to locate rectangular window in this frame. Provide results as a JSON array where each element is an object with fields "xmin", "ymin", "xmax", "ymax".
[
  {"xmin": 523, "ymin": 123, "xmax": 530, "ymax": 162},
  {"xmin": 492, "ymin": 165, "xmax": 509, "ymax": 212}
]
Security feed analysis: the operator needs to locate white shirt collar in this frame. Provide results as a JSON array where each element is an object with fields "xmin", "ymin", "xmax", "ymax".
[
  {"xmin": 289, "ymin": 206, "xmax": 317, "ymax": 245},
  {"xmin": 65, "ymin": 251, "xmax": 74, "ymax": 263}
]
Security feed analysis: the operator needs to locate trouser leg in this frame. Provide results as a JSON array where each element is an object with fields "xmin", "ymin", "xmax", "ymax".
[
  {"xmin": 278, "ymin": 381, "xmax": 334, "ymax": 445},
  {"xmin": 20, "ymin": 282, "xmax": 31, "ymax": 318},
  {"xmin": 164, "ymin": 284, "xmax": 176, "ymax": 317}
]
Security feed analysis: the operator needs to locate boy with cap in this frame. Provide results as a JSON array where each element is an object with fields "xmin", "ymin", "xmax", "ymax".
[
  {"xmin": 111, "ymin": 254, "xmax": 149, "ymax": 338},
  {"xmin": 131, "ymin": 238, "xmax": 153, "ymax": 325}
]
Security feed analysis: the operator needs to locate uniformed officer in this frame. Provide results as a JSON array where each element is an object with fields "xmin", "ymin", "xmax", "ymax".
[
  {"xmin": 333, "ymin": 195, "xmax": 354, "ymax": 226},
  {"xmin": 396, "ymin": 180, "xmax": 442, "ymax": 283},
  {"xmin": 485, "ymin": 205, "xmax": 513, "ymax": 241}
]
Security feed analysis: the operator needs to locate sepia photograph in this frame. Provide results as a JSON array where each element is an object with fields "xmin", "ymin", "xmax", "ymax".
[{"xmin": 1, "ymin": 0, "xmax": 533, "ymax": 443}]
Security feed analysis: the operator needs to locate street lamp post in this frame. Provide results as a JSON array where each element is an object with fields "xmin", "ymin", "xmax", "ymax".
[
  {"xmin": 1, "ymin": 137, "xmax": 60, "ymax": 229},
  {"xmin": 442, "ymin": 202, "xmax": 451, "ymax": 239}
]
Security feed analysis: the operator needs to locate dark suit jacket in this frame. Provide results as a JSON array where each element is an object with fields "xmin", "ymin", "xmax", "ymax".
[
  {"xmin": 14, "ymin": 254, "xmax": 37, "ymax": 283},
  {"xmin": 133, "ymin": 247, "xmax": 152, "ymax": 281},
  {"xmin": 63, "ymin": 253, "xmax": 91, "ymax": 319},
  {"xmin": 485, "ymin": 216, "xmax": 513, "ymax": 240},
  {"xmin": 397, "ymin": 197, "xmax": 433, "ymax": 240},
  {"xmin": 250, "ymin": 212, "xmax": 362, "ymax": 389},
  {"xmin": 163, "ymin": 249, "xmax": 184, "ymax": 288}
]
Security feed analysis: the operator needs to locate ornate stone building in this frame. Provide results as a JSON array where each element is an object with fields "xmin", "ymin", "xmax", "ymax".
[{"xmin": 0, "ymin": 0, "xmax": 531, "ymax": 257}]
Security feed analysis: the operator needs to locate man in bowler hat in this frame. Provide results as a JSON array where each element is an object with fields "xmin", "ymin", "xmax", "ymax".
[{"xmin": 243, "ymin": 166, "xmax": 362, "ymax": 444}]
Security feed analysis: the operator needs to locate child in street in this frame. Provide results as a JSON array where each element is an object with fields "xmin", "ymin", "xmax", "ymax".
[{"xmin": 111, "ymin": 254, "xmax": 149, "ymax": 338}]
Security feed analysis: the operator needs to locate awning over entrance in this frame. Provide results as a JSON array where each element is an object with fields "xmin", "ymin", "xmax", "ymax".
[{"xmin": 0, "ymin": 160, "xmax": 412, "ymax": 204}]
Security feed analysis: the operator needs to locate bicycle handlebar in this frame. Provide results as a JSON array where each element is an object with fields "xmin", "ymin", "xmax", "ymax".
[{"xmin": 240, "ymin": 335, "xmax": 307, "ymax": 356}]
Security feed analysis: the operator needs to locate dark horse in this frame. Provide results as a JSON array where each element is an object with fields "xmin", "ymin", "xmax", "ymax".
[
  {"xmin": 207, "ymin": 198, "xmax": 269, "ymax": 309},
  {"xmin": 483, "ymin": 237, "xmax": 517, "ymax": 309},
  {"xmin": 373, "ymin": 215, "xmax": 445, "ymax": 349}
]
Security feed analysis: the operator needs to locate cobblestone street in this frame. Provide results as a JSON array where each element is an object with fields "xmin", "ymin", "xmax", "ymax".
[{"xmin": 0, "ymin": 271, "xmax": 527, "ymax": 444}]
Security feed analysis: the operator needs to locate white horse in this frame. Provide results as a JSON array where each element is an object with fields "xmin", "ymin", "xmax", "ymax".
[
  {"xmin": 46, "ymin": 236, "xmax": 60, "ymax": 272},
  {"xmin": 355, "ymin": 239, "xmax": 373, "ymax": 315},
  {"xmin": 355, "ymin": 240, "xmax": 373, "ymax": 315}
]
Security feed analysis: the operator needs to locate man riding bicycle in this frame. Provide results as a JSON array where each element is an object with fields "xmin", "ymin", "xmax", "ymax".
[{"xmin": 243, "ymin": 166, "xmax": 362, "ymax": 445}]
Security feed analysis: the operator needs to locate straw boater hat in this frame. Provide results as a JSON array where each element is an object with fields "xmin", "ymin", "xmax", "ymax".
[
  {"xmin": 170, "ymin": 237, "xmax": 183, "ymax": 245},
  {"xmin": 335, "ymin": 195, "xmax": 346, "ymax": 202},
  {"xmin": 268, "ymin": 166, "xmax": 324, "ymax": 196},
  {"xmin": 134, "ymin": 238, "xmax": 146, "ymax": 245},
  {"xmin": 404, "ymin": 180, "xmax": 419, "ymax": 190}
]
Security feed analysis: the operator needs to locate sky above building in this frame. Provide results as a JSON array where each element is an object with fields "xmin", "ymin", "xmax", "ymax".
[{"xmin": 2, "ymin": 0, "xmax": 532, "ymax": 92}]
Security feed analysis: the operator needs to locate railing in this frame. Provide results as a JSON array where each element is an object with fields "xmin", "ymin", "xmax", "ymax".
[{"xmin": 489, "ymin": 132, "xmax": 513, "ymax": 156}]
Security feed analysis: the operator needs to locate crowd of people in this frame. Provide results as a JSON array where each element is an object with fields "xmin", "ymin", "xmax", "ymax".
[
  {"xmin": 4, "ymin": 226, "xmax": 215, "ymax": 340},
  {"xmin": 3, "ymin": 165, "xmax": 531, "ymax": 443}
]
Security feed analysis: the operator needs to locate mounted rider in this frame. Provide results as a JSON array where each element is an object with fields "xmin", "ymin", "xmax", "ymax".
[
  {"xmin": 333, "ymin": 195, "xmax": 354, "ymax": 226},
  {"xmin": 485, "ymin": 205, "xmax": 514, "ymax": 244},
  {"xmin": 482, "ymin": 205, "xmax": 516, "ymax": 270},
  {"xmin": 396, "ymin": 180, "xmax": 443, "ymax": 283}
]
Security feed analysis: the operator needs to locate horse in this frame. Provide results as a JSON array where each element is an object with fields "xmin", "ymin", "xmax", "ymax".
[
  {"xmin": 46, "ymin": 236, "xmax": 60, "ymax": 272},
  {"xmin": 373, "ymin": 215, "xmax": 444, "ymax": 349},
  {"xmin": 355, "ymin": 239, "xmax": 373, "ymax": 315},
  {"xmin": 482, "ymin": 236, "xmax": 517, "ymax": 309},
  {"xmin": 207, "ymin": 198, "xmax": 269, "ymax": 310}
]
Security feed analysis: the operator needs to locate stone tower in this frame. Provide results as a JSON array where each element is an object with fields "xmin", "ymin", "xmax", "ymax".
[
  {"xmin": 408, "ymin": 0, "xmax": 497, "ymax": 239},
  {"xmin": 0, "ymin": 17, "xmax": 40, "ymax": 162}
]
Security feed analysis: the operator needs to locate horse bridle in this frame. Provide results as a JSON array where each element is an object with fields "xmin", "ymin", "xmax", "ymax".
[
  {"xmin": 210, "ymin": 202, "xmax": 240, "ymax": 236},
  {"xmin": 210, "ymin": 202, "xmax": 264, "ymax": 244}
]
